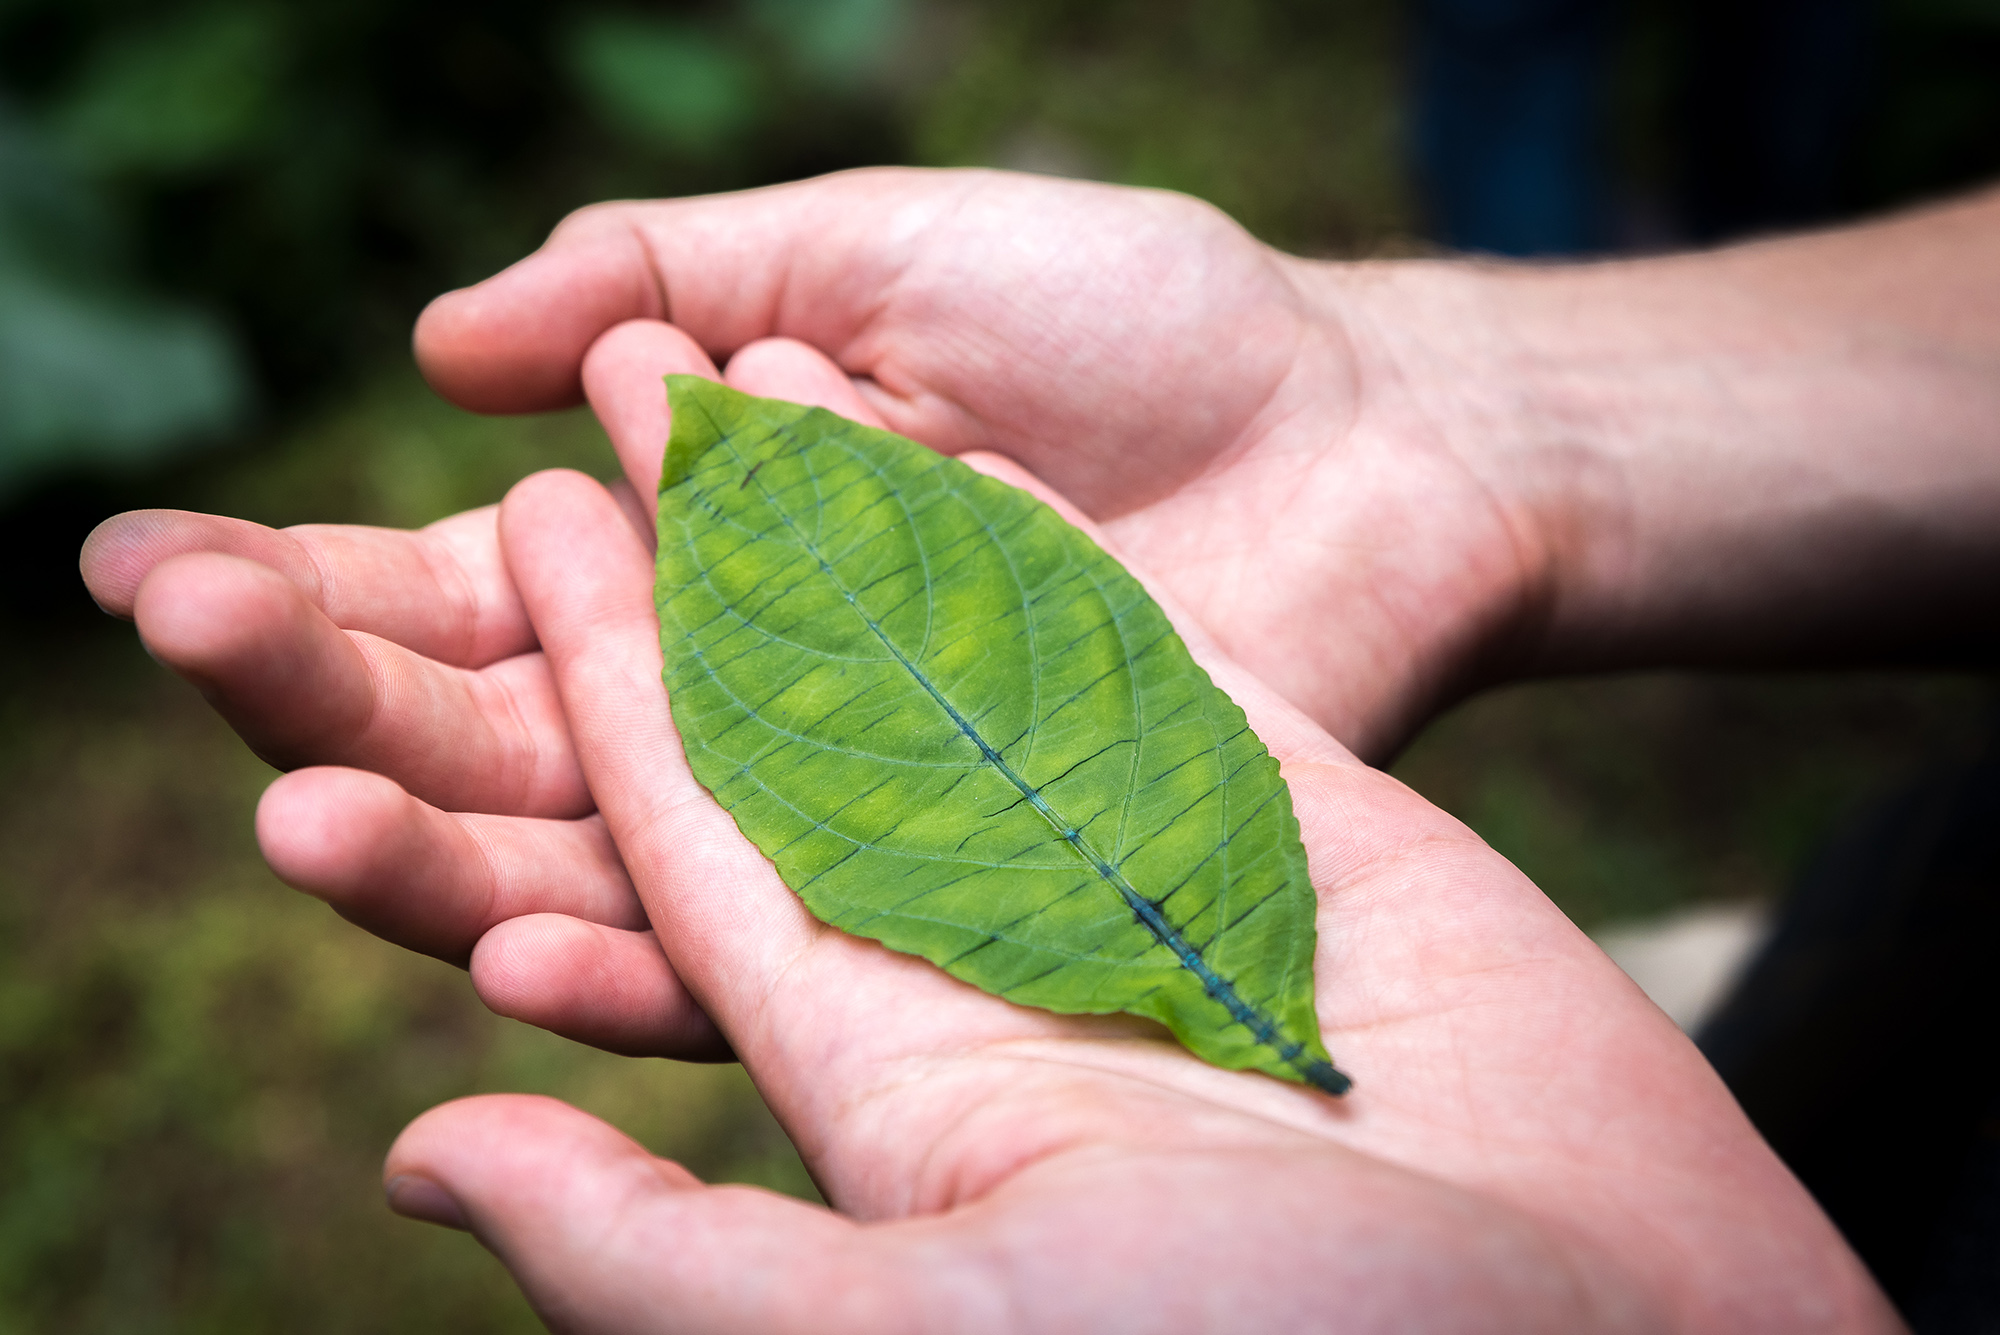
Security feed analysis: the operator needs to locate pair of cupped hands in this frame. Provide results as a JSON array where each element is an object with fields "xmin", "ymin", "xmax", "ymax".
[{"xmin": 81, "ymin": 171, "xmax": 1893, "ymax": 1333}]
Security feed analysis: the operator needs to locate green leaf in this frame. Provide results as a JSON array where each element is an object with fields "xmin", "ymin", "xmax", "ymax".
[{"xmin": 655, "ymin": 377, "xmax": 1348, "ymax": 1095}]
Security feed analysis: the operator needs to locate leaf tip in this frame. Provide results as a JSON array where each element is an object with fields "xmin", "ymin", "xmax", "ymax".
[
  {"xmin": 1301, "ymin": 1059, "xmax": 1353, "ymax": 1097},
  {"xmin": 661, "ymin": 374, "xmax": 731, "ymax": 492}
]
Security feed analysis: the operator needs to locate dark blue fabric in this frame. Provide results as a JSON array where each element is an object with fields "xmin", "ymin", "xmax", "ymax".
[
  {"xmin": 1408, "ymin": 0, "xmax": 1872, "ymax": 255},
  {"xmin": 1409, "ymin": 0, "xmax": 1614, "ymax": 255}
]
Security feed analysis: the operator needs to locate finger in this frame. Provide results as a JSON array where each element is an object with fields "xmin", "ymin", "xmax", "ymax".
[
  {"xmin": 496, "ymin": 471, "xmax": 828, "ymax": 994},
  {"xmin": 136, "ymin": 553, "xmax": 589, "ymax": 816},
  {"xmin": 413, "ymin": 170, "xmax": 1231, "ymax": 478},
  {"xmin": 723, "ymin": 336, "xmax": 889, "ymax": 427},
  {"xmin": 470, "ymin": 915, "xmax": 729, "ymax": 1060},
  {"xmin": 261, "ymin": 768, "xmax": 728, "ymax": 1057},
  {"xmin": 416, "ymin": 180, "xmax": 842, "ymax": 414},
  {"xmin": 581, "ymin": 326, "xmax": 889, "ymax": 528},
  {"xmin": 258, "ymin": 768, "xmax": 643, "ymax": 957},
  {"xmin": 605, "ymin": 478, "xmax": 655, "ymax": 552},
  {"xmin": 385, "ymin": 1096, "xmax": 924, "ymax": 1334},
  {"xmin": 579, "ymin": 319, "xmax": 722, "ymax": 504},
  {"xmin": 415, "ymin": 210, "xmax": 666, "ymax": 412},
  {"xmin": 419, "ymin": 171, "xmax": 995, "ymax": 415},
  {"xmin": 82, "ymin": 505, "xmax": 533, "ymax": 668}
]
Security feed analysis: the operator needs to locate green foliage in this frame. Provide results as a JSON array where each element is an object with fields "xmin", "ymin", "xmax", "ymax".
[
  {"xmin": 749, "ymin": 0, "xmax": 911, "ymax": 87},
  {"xmin": 655, "ymin": 378, "xmax": 1344, "ymax": 1093},
  {"xmin": 0, "ymin": 273, "xmax": 248, "ymax": 495},
  {"xmin": 565, "ymin": 0, "xmax": 911, "ymax": 157},
  {"xmin": 0, "ymin": 684, "xmax": 813, "ymax": 1330},
  {"xmin": 52, "ymin": 5, "xmax": 282, "ymax": 174},
  {"xmin": 0, "ymin": 106, "xmax": 249, "ymax": 497},
  {"xmin": 0, "ymin": 0, "xmax": 919, "ymax": 489}
]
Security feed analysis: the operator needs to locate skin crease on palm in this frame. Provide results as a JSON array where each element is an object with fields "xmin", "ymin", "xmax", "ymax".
[{"xmin": 73, "ymin": 165, "xmax": 2000, "ymax": 1330}]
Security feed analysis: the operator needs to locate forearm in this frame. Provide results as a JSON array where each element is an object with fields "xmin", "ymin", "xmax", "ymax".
[{"xmin": 1321, "ymin": 187, "xmax": 2000, "ymax": 677}]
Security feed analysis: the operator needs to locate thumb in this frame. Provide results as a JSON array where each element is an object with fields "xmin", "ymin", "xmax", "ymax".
[
  {"xmin": 415, "ymin": 173, "xmax": 919, "ymax": 415},
  {"xmin": 384, "ymin": 1095, "xmax": 925, "ymax": 1334}
]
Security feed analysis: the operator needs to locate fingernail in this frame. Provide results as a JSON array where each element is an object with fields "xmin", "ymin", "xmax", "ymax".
[{"xmin": 385, "ymin": 1174, "xmax": 469, "ymax": 1230}]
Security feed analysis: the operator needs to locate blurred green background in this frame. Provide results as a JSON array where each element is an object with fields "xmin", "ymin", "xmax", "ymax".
[{"xmin": 2, "ymin": 0, "xmax": 1996, "ymax": 1328}]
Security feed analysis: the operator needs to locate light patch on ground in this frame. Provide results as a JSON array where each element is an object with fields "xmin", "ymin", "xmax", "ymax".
[{"xmin": 1594, "ymin": 901, "xmax": 1772, "ymax": 1033}]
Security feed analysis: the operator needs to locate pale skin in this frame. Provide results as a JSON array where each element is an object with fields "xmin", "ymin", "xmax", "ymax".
[{"xmin": 79, "ymin": 168, "xmax": 2000, "ymax": 1331}]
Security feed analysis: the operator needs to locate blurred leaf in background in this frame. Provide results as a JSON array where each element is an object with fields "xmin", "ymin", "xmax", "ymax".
[
  {"xmin": 749, "ymin": 0, "xmax": 913, "ymax": 88},
  {"xmin": 911, "ymin": 0, "xmax": 1414, "ymax": 254},
  {"xmin": 566, "ymin": 13, "xmax": 761, "ymax": 157},
  {"xmin": 564, "ymin": 0, "xmax": 917, "ymax": 164},
  {"xmin": 51, "ymin": 4, "xmax": 282, "ymax": 175},
  {"xmin": 0, "ymin": 105, "xmax": 249, "ymax": 499}
]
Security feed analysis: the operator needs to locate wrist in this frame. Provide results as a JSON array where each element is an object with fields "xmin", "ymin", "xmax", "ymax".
[
  {"xmin": 1318, "ymin": 256, "xmax": 1654, "ymax": 676},
  {"xmin": 1282, "ymin": 255, "xmax": 1595, "ymax": 693},
  {"xmin": 1294, "ymin": 205, "xmax": 2000, "ymax": 683}
]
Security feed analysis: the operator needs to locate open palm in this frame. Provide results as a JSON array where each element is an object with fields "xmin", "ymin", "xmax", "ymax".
[
  {"xmin": 80, "ymin": 166, "xmax": 1547, "ymax": 1055},
  {"xmin": 374, "ymin": 465, "xmax": 1888, "ymax": 1333},
  {"xmin": 419, "ymin": 168, "xmax": 1549, "ymax": 762},
  {"xmin": 76, "ymin": 168, "xmax": 1897, "ymax": 1329},
  {"xmin": 79, "ymin": 375, "xmax": 1891, "ymax": 1333}
]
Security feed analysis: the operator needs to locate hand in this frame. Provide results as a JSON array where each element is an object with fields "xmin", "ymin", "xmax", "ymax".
[
  {"xmin": 421, "ymin": 171, "xmax": 2000, "ymax": 749},
  {"xmin": 415, "ymin": 168, "xmax": 1562, "ymax": 762},
  {"xmin": 381, "ymin": 466, "xmax": 1896, "ymax": 1334},
  {"xmin": 79, "ymin": 498, "xmax": 727, "ymax": 1058}
]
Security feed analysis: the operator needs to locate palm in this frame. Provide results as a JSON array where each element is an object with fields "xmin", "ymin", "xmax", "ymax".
[
  {"xmin": 378, "ymin": 469, "xmax": 1885, "ymax": 1333},
  {"xmin": 82, "ymin": 474, "xmax": 1886, "ymax": 1330},
  {"xmin": 422, "ymin": 169, "xmax": 1540, "ymax": 760}
]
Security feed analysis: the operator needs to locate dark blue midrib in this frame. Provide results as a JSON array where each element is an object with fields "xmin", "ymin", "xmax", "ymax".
[{"xmin": 700, "ymin": 412, "xmax": 1349, "ymax": 1096}]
